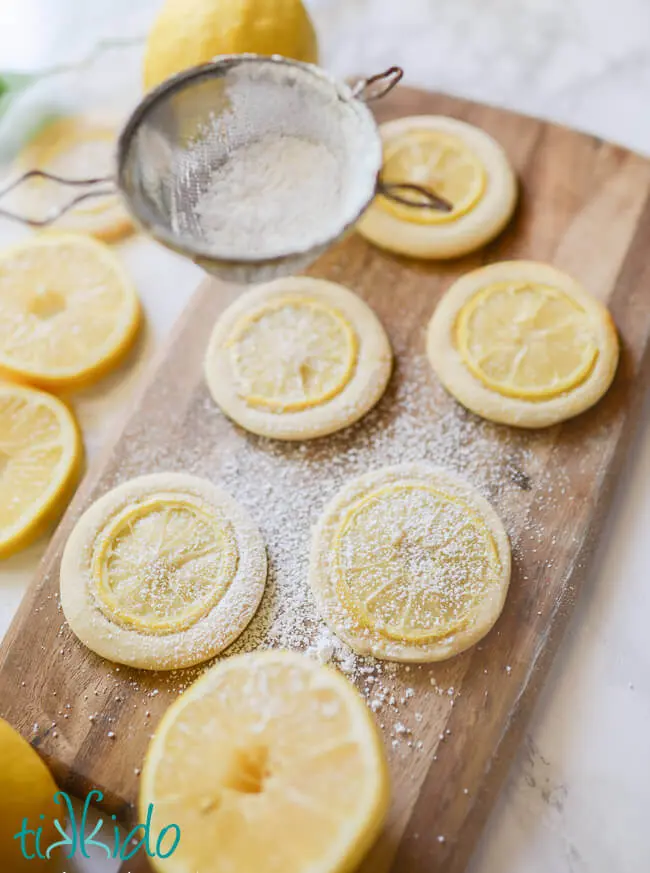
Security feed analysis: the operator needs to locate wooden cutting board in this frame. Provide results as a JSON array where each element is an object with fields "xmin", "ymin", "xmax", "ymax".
[{"xmin": 2, "ymin": 84, "xmax": 650, "ymax": 873}]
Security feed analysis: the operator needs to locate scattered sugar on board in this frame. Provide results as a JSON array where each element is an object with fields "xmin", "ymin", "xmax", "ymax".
[{"xmin": 89, "ymin": 332, "xmax": 571, "ymax": 755}]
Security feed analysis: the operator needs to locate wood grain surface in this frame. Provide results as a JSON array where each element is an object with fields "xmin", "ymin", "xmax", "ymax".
[{"xmin": 2, "ymin": 85, "xmax": 650, "ymax": 873}]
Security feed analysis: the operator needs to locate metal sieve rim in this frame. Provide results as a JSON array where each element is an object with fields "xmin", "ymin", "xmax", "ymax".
[{"xmin": 115, "ymin": 54, "xmax": 383, "ymax": 268}]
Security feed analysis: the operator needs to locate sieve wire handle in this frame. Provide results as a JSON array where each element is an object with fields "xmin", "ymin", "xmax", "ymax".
[
  {"xmin": 378, "ymin": 180, "xmax": 453, "ymax": 213},
  {"xmin": 350, "ymin": 66, "xmax": 404, "ymax": 102},
  {"xmin": 0, "ymin": 170, "xmax": 116, "ymax": 227}
]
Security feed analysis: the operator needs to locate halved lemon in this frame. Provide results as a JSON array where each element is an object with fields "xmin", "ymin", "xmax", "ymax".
[
  {"xmin": 0, "ymin": 234, "xmax": 141, "ymax": 390},
  {"xmin": 140, "ymin": 650, "xmax": 389, "ymax": 873},
  {"xmin": 226, "ymin": 294, "xmax": 358, "ymax": 412},
  {"xmin": 15, "ymin": 115, "xmax": 133, "ymax": 241},
  {"xmin": 456, "ymin": 280, "xmax": 599, "ymax": 400},
  {"xmin": 379, "ymin": 128, "xmax": 486, "ymax": 224},
  {"xmin": 310, "ymin": 465, "xmax": 511, "ymax": 662},
  {"xmin": 0, "ymin": 382, "xmax": 81, "ymax": 558}
]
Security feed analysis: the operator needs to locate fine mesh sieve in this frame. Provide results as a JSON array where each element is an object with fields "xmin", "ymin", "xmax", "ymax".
[{"xmin": 0, "ymin": 56, "xmax": 451, "ymax": 284}]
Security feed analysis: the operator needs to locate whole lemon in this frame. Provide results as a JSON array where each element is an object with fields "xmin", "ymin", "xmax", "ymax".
[
  {"xmin": 0, "ymin": 718, "xmax": 60, "ymax": 871},
  {"xmin": 143, "ymin": 0, "xmax": 319, "ymax": 91}
]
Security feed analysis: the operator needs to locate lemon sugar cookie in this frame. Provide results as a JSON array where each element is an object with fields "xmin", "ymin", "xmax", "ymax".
[
  {"xmin": 60, "ymin": 473, "xmax": 267, "ymax": 670},
  {"xmin": 0, "ymin": 234, "xmax": 141, "ymax": 390},
  {"xmin": 0, "ymin": 382, "xmax": 81, "ymax": 558},
  {"xmin": 357, "ymin": 115, "xmax": 517, "ymax": 259},
  {"xmin": 14, "ymin": 115, "xmax": 133, "ymax": 241},
  {"xmin": 309, "ymin": 464, "xmax": 511, "ymax": 662},
  {"xmin": 140, "ymin": 651, "xmax": 389, "ymax": 873},
  {"xmin": 204, "ymin": 276, "xmax": 392, "ymax": 440},
  {"xmin": 427, "ymin": 261, "xmax": 619, "ymax": 428}
]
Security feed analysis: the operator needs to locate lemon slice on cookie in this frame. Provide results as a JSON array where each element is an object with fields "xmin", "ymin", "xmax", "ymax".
[
  {"xmin": 140, "ymin": 651, "xmax": 389, "ymax": 873},
  {"xmin": 309, "ymin": 464, "xmax": 510, "ymax": 662},
  {"xmin": 60, "ymin": 473, "xmax": 267, "ymax": 669},
  {"xmin": 357, "ymin": 116, "xmax": 517, "ymax": 260},
  {"xmin": 205, "ymin": 276, "xmax": 392, "ymax": 440},
  {"xmin": 427, "ymin": 261, "xmax": 619, "ymax": 427}
]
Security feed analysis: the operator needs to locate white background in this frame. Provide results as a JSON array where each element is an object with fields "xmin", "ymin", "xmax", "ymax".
[{"xmin": 0, "ymin": 1, "xmax": 649, "ymax": 871}]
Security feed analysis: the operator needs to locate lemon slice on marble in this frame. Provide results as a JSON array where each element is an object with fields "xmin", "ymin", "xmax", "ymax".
[
  {"xmin": 205, "ymin": 277, "xmax": 392, "ymax": 440},
  {"xmin": 379, "ymin": 129, "xmax": 486, "ymax": 224},
  {"xmin": 140, "ymin": 650, "xmax": 389, "ymax": 873},
  {"xmin": 60, "ymin": 473, "xmax": 267, "ymax": 670},
  {"xmin": 456, "ymin": 281, "xmax": 599, "ymax": 400},
  {"xmin": 0, "ymin": 382, "xmax": 81, "ymax": 558},
  {"xmin": 310, "ymin": 464, "xmax": 511, "ymax": 662},
  {"xmin": 0, "ymin": 234, "xmax": 141, "ymax": 391},
  {"xmin": 15, "ymin": 116, "xmax": 133, "ymax": 242},
  {"xmin": 226, "ymin": 295, "xmax": 358, "ymax": 412},
  {"xmin": 427, "ymin": 261, "xmax": 619, "ymax": 427},
  {"xmin": 357, "ymin": 115, "xmax": 517, "ymax": 260}
]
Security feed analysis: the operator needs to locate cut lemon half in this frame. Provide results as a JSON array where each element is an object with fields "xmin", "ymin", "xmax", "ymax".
[
  {"xmin": 15, "ymin": 116, "xmax": 133, "ymax": 242},
  {"xmin": 0, "ymin": 234, "xmax": 141, "ymax": 391},
  {"xmin": 60, "ymin": 473, "xmax": 267, "ymax": 670},
  {"xmin": 226, "ymin": 294, "xmax": 358, "ymax": 412},
  {"xmin": 140, "ymin": 650, "xmax": 389, "ymax": 873},
  {"xmin": 427, "ymin": 261, "xmax": 619, "ymax": 428},
  {"xmin": 379, "ymin": 129, "xmax": 486, "ymax": 224},
  {"xmin": 205, "ymin": 277, "xmax": 392, "ymax": 440},
  {"xmin": 310, "ymin": 464, "xmax": 511, "ymax": 662},
  {"xmin": 456, "ymin": 281, "xmax": 599, "ymax": 400},
  {"xmin": 0, "ymin": 382, "xmax": 81, "ymax": 558}
]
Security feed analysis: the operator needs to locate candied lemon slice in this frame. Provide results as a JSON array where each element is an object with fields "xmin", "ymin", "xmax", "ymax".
[
  {"xmin": 0, "ymin": 382, "xmax": 81, "ymax": 558},
  {"xmin": 140, "ymin": 651, "xmax": 389, "ymax": 873},
  {"xmin": 15, "ymin": 116, "xmax": 133, "ymax": 241},
  {"xmin": 60, "ymin": 473, "xmax": 267, "ymax": 670},
  {"xmin": 378, "ymin": 129, "xmax": 486, "ymax": 224},
  {"xmin": 456, "ymin": 281, "xmax": 599, "ymax": 400},
  {"xmin": 91, "ymin": 494, "xmax": 238, "ymax": 635},
  {"xmin": 334, "ymin": 482, "xmax": 500, "ymax": 644},
  {"xmin": 0, "ymin": 234, "xmax": 141, "ymax": 390},
  {"xmin": 226, "ymin": 294, "xmax": 358, "ymax": 412},
  {"xmin": 310, "ymin": 464, "xmax": 511, "ymax": 662}
]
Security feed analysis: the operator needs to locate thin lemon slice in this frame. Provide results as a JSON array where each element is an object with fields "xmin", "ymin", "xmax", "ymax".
[
  {"xmin": 334, "ymin": 482, "xmax": 501, "ymax": 644},
  {"xmin": 310, "ymin": 464, "xmax": 511, "ymax": 662},
  {"xmin": 427, "ymin": 261, "xmax": 619, "ymax": 427},
  {"xmin": 456, "ymin": 281, "xmax": 599, "ymax": 400},
  {"xmin": 0, "ymin": 234, "xmax": 141, "ymax": 390},
  {"xmin": 140, "ymin": 651, "xmax": 389, "ymax": 873},
  {"xmin": 379, "ymin": 129, "xmax": 486, "ymax": 225},
  {"xmin": 205, "ymin": 277, "xmax": 392, "ymax": 440},
  {"xmin": 60, "ymin": 474, "xmax": 267, "ymax": 670},
  {"xmin": 15, "ymin": 116, "xmax": 133, "ymax": 241},
  {"xmin": 0, "ymin": 382, "xmax": 81, "ymax": 558},
  {"xmin": 226, "ymin": 294, "xmax": 358, "ymax": 412},
  {"xmin": 91, "ymin": 494, "xmax": 239, "ymax": 635}
]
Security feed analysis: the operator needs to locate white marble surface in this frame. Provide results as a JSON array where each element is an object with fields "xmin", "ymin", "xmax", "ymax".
[{"xmin": 0, "ymin": 1, "xmax": 649, "ymax": 871}]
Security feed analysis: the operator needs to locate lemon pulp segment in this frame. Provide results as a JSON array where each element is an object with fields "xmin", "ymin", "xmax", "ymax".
[
  {"xmin": 141, "ymin": 652, "xmax": 389, "ymax": 873},
  {"xmin": 378, "ymin": 129, "xmax": 486, "ymax": 224},
  {"xmin": 333, "ymin": 481, "xmax": 501, "ymax": 644},
  {"xmin": 91, "ymin": 494, "xmax": 238, "ymax": 634},
  {"xmin": 456, "ymin": 281, "xmax": 600, "ymax": 400},
  {"xmin": 0, "ymin": 384, "xmax": 80, "ymax": 556},
  {"xmin": 226, "ymin": 295, "xmax": 358, "ymax": 411},
  {"xmin": 0, "ymin": 235, "xmax": 140, "ymax": 388}
]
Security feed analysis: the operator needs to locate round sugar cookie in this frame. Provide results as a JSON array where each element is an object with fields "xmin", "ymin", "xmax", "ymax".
[
  {"xmin": 204, "ymin": 276, "xmax": 392, "ymax": 440},
  {"xmin": 427, "ymin": 260, "xmax": 619, "ymax": 428},
  {"xmin": 309, "ymin": 464, "xmax": 511, "ymax": 662},
  {"xmin": 60, "ymin": 473, "xmax": 267, "ymax": 670},
  {"xmin": 357, "ymin": 115, "xmax": 517, "ymax": 259}
]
